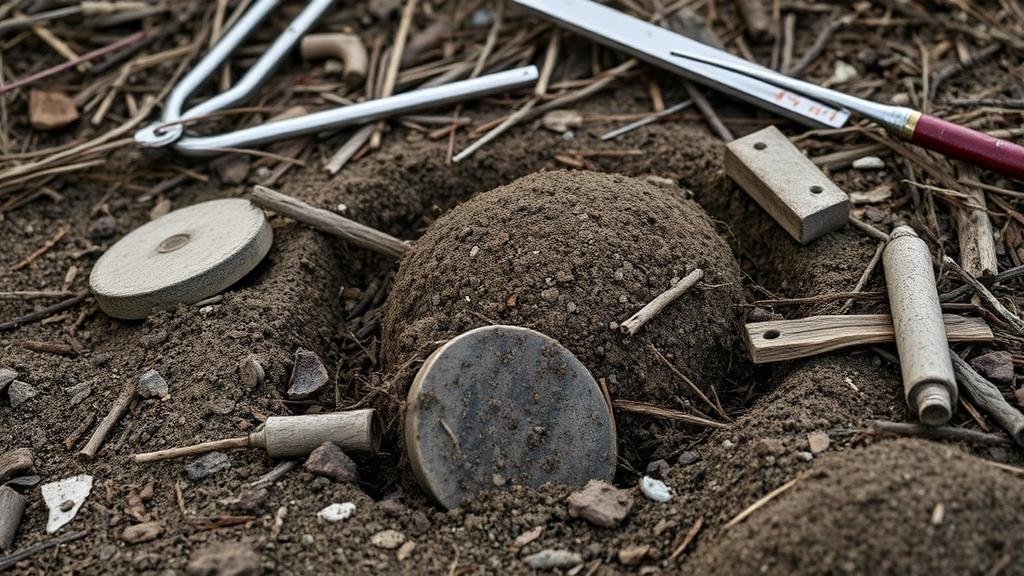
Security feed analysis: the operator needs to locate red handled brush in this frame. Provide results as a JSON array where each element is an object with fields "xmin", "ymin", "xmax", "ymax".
[{"xmin": 671, "ymin": 50, "xmax": 1024, "ymax": 181}]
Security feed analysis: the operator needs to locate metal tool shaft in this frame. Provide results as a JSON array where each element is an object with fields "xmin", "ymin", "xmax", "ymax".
[
  {"xmin": 882, "ymin": 226, "xmax": 957, "ymax": 425},
  {"xmin": 512, "ymin": 0, "xmax": 849, "ymax": 129},
  {"xmin": 171, "ymin": 66, "xmax": 539, "ymax": 156},
  {"xmin": 135, "ymin": 0, "xmax": 335, "ymax": 149}
]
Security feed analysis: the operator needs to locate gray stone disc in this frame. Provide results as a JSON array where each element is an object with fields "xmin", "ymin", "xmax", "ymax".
[
  {"xmin": 89, "ymin": 198, "xmax": 272, "ymax": 319},
  {"xmin": 404, "ymin": 325, "xmax": 617, "ymax": 510}
]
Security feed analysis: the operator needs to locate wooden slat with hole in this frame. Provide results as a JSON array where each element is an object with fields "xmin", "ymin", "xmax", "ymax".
[
  {"xmin": 725, "ymin": 125, "xmax": 849, "ymax": 244},
  {"xmin": 745, "ymin": 314, "xmax": 993, "ymax": 364}
]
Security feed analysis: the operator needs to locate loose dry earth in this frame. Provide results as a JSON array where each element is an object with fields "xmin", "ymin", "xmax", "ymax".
[{"xmin": 2, "ymin": 3, "xmax": 1024, "ymax": 574}]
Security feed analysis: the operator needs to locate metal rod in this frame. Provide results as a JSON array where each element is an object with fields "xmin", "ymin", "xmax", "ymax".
[
  {"xmin": 171, "ymin": 66, "xmax": 539, "ymax": 156},
  {"xmin": 601, "ymin": 99, "xmax": 694, "ymax": 141}
]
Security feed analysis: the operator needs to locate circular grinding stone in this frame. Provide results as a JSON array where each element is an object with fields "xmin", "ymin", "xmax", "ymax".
[
  {"xmin": 89, "ymin": 198, "xmax": 272, "ymax": 319},
  {"xmin": 404, "ymin": 325, "xmax": 617, "ymax": 510}
]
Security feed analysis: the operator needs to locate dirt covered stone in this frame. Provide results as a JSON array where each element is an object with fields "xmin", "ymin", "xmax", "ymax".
[{"xmin": 382, "ymin": 170, "xmax": 744, "ymax": 444}]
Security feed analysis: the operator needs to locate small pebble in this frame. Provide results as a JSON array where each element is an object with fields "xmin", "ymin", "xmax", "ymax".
[
  {"xmin": 317, "ymin": 502, "xmax": 356, "ymax": 523},
  {"xmin": 301, "ymin": 534, "xmax": 315, "ymax": 546},
  {"xmin": 852, "ymin": 156, "xmax": 885, "ymax": 170},
  {"xmin": 645, "ymin": 459, "xmax": 670, "ymax": 479},
  {"xmin": 137, "ymin": 369, "xmax": 169, "ymax": 400},
  {"xmin": 89, "ymin": 216, "xmax": 117, "ymax": 239},
  {"xmin": 523, "ymin": 549, "xmax": 582, "ymax": 570},
  {"xmin": 677, "ymin": 451, "xmax": 699, "ymax": 466},
  {"xmin": 304, "ymin": 442, "xmax": 358, "ymax": 483},
  {"xmin": 807, "ymin": 431, "xmax": 831, "ymax": 454},
  {"xmin": 184, "ymin": 452, "xmax": 231, "ymax": 482},
  {"xmin": 238, "ymin": 354, "xmax": 265, "ymax": 388},
  {"xmin": 370, "ymin": 529, "xmax": 406, "ymax": 549},
  {"xmin": 121, "ymin": 521, "xmax": 163, "ymax": 544},
  {"xmin": 287, "ymin": 348, "xmax": 329, "ymax": 399},
  {"xmin": 0, "ymin": 367, "xmax": 17, "ymax": 392},
  {"xmin": 396, "ymin": 540, "xmax": 416, "ymax": 561},
  {"xmin": 7, "ymin": 380, "xmax": 38, "ymax": 408},
  {"xmin": 640, "ymin": 476, "xmax": 672, "ymax": 503}
]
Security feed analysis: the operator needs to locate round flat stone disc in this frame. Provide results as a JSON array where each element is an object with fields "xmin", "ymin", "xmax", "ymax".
[
  {"xmin": 404, "ymin": 325, "xmax": 617, "ymax": 510},
  {"xmin": 89, "ymin": 198, "xmax": 272, "ymax": 319}
]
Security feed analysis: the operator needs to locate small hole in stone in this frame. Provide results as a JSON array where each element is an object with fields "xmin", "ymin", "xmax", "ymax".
[
  {"xmin": 810, "ymin": 185, "xmax": 823, "ymax": 195},
  {"xmin": 763, "ymin": 329, "xmax": 781, "ymax": 340},
  {"xmin": 753, "ymin": 142, "xmax": 767, "ymax": 150}
]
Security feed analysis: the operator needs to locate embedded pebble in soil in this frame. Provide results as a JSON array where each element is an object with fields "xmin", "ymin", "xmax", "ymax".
[{"xmin": 383, "ymin": 170, "xmax": 744, "ymax": 459}]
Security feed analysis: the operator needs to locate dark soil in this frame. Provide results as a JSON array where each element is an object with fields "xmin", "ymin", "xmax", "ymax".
[
  {"xmin": 2, "ymin": 66, "xmax": 1023, "ymax": 576},
  {"xmin": 382, "ymin": 170, "xmax": 744, "ymax": 464}
]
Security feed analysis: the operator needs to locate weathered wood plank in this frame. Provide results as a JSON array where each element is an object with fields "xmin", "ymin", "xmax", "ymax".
[{"xmin": 745, "ymin": 314, "xmax": 993, "ymax": 364}]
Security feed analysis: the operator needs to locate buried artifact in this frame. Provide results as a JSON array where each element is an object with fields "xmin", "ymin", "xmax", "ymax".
[
  {"xmin": 404, "ymin": 325, "xmax": 617, "ymax": 510},
  {"xmin": 89, "ymin": 198, "xmax": 272, "ymax": 319}
]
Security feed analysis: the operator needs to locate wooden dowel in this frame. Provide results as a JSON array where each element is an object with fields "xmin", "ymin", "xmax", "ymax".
[
  {"xmin": 0, "ymin": 486, "xmax": 25, "ymax": 551},
  {"xmin": 78, "ymin": 381, "xmax": 135, "ymax": 460},
  {"xmin": 0, "ymin": 530, "xmax": 87, "ymax": 571},
  {"xmin": 949, "ymin": 352, "xmax": 1024, "ymax": 447},
  {"xmin": 745, "ymin": 314, "xmax": 993, "ymax": 364},
  {"xmin": 250, "ymin": 186, "xmax": 410, "ymax": 259},
  {"xmin": 133, "ymin": 436, "xmax": 249, "ymax": 464},
  {"xmin": 620, "ymin": 269, "xmax": 703, "ymax": 335}
]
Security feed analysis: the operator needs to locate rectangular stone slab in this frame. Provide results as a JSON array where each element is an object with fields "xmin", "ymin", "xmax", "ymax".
[{"xmin": 725, "ymin": 125, "xmax": 849, "ymax": 244}]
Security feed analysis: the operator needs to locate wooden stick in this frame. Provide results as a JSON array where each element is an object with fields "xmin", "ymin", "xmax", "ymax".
[
  {"xmin": 839, "ymin": 242, "xmax": 884, "ymax": 314},
  {"xmin": 371, "ymin": 0, "xmax": 418, "ymax": 148},
  {"xmin": 251, "ymin": 185, "xmax": 409, "ymax": 258},
  {"xmin": 848, "ymin": 216, "xmax": 889, "ymax": 242},
  {"xmin": 0, "ymin": 486, "xmax": 25, "ymax": 551},
  {"xmin": 939, "ymin": 264, "xmax": 1024, "ymax": 302},
  {"xmin": 949, "ymin": 351, "xmax": 1024, "ymax": 447},
  {"xmin": 865, "ymin": 419, "xmax": 1012, "ymax": 446},
  {"xmin": 620, "ymin": 269, "xmax": 703, "ymax": 335},
  {"xmin": 683, "ymin": 81, "xmax": 733, "ymax": 141},
  {"xmin": 0, "ymin": 530, "xmax": 87, "ymax": 571},
  {"xmin": 943, "ymin": 255, "xmax": 1024, "ymax": 335},
  {"xmin": 667, "ymin": 516, "xmax": 703, "ymax": 564},
  {"xmin": 733, "ymin": 0, "xmax": 772, "ymax": 40},
  {"xmin": 724, "ymin": 475, "xmax": 802, "ymax": 529},
  {"xmin": 612, "ymin": 399, "xmax": 729, "ymax": 429},
  {"xmin": 0, "ymin": 449, "xmax": 32, "ymax": 485},
  {"xmin": 64, "ymin": 411, "xmax": 96, "ymax": 450},
  {"xmin": 953, "ymin": 165, "xmax": 997, "ymax": 279},
  {"xmin": 745, "ymin": 314, "xmax": 992, "ymax": 364},
  {"xmin": 78, "ymin": 381, "xmax": 136, "ymax": 460},
  {"xmin": 324, "ymin": 124, "xmax": 374, "ymax": 174},
  {"xmin": 133, "ymin": 436, "xmax": 249, "ymax": 464}
]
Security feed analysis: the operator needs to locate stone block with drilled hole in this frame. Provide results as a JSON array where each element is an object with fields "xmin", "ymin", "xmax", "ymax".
[{"xmin": 725, "ymin": 125, "xmax": 849, "ymax": 244}]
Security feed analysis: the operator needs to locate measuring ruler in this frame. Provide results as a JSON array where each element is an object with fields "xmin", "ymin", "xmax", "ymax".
[{"xmin": 512, "ymin": 0, "xmax": 850, "ymax": 129}]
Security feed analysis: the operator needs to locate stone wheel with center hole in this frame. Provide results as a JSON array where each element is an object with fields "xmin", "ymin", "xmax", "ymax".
[
  {"xmin": 404, "ymin": 325, "xmax": 617, "ymax": 510},
  {"xmin": 89, "ymin": 198, "xmax": 272, "ymax": 319}
]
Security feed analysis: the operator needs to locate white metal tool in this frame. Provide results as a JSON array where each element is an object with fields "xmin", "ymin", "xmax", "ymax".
[
  {"xmin": 135, "ymin": 0, "xmax": 539, "ymax": 156},
  {"xmin": 511, "ymin": 0, "xmax": 849, "ymax": 129}
]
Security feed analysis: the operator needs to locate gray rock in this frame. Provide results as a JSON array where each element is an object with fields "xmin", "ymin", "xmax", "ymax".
[
  {"xmin": 206, "ymin": 398, "xmax": 235, "ymax": 415},
  {"xmin": 303, "ymin": 442, "xmax": 358, "ymax": 482},
  {"xmin": 185, "ymin": 452, "xmax": 231, "ymax": 482},
  {"xmin": 677, "ymin": 451, "xmax": 699, "ymax": 466},
  {"xmin": 523, "ymin": 549, "xmax": 583, "ymax": 570},
  {"xmin": 970, "ymin": 351, "xmax": 1015, "ymax": 386},
  {"xmin": 645, "ymin": 459, "xmax": 670, "ymax": 479},
  {"xmin": 222, "ymin": 487, "xmax": 268, "ymax": 515},
  {"xmin": 89, "ymin": 216, "xmax": 117, "ymax": 239},
  {"xmin": 286, "ymin": 348, "xmax": 328, "ymax": 399},
  {"xmin": 8, "ymin": 381, "xmax": 38, "ymax": 408},
  {"xmin": 137, "ymin": 369, "xmax": 169, "ymax": 400},
  {"xmin": 0, "ymin": 367, "xmax": 16, "ymax": 393},
  {"xmin": 186, "ymin": 542, "xmax": 261, "ymax": 576},
  {"xmin": 239, "ymin": 355, "xmax": 264, "ymax": 388},
  {"xmin": 566, "ymin": 479, "xmax": 634, "ymax": 528},
  {"xmin": 67, "ymin": 381, "xmax": 92, "ymax": 406}
]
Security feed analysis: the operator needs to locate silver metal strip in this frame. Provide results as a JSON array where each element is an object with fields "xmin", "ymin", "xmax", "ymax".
[{"xmin": 511, "ymin": 0, "xmax": 850, "ymax": 129}]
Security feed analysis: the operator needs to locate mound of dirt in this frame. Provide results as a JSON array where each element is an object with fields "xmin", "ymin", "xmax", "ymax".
[
  {"xmin": 687, "ymin": 438, "xmax": 1024, "ymax": 575},
  {"xmin": 381, "ymin": 170, "xmax": 745, "ymax": 460}
]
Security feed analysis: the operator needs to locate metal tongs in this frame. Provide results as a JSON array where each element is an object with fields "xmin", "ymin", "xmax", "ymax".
[
  {"xmin": 670, "ymin": 50, "xmax": 1024, "ymax": 181},
  {"xmin": 135, "ymin": 0, "xmax": 538, "ymax": 156}
]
